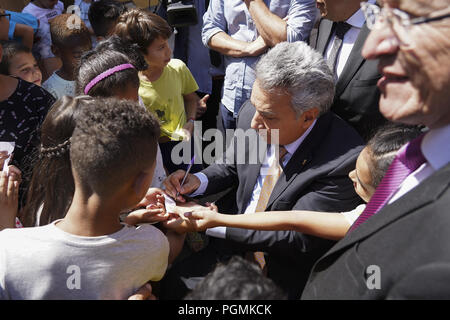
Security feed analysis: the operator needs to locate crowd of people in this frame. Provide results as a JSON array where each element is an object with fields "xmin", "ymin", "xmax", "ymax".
[{"xmin": 0, "ymin": 0, "xmax": 449, "ymax": 300}]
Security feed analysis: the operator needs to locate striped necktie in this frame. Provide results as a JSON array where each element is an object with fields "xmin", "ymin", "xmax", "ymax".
[
  {"xmin": 252, "ymin": 146, "xmax": 288, "ymax": 270},
  {"xmin": 327, "ymin": 21, "xmax": 352, "ymax": 78},
  {"xmin": 349, "ymin": 134, "xmax": 426, "ymax": 232}
]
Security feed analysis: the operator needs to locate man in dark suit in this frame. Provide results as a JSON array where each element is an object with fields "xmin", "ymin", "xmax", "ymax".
[
  {"xmin": 312, "ymin": 0, "xmax": 386, "ymax": 140},
  {"xmin": 302, "ymin": 0, "xmax": 450, "ymax": 299},
  {"xmin": 160, "ymin": 41, "xmax": 364, "ymax": 299}
]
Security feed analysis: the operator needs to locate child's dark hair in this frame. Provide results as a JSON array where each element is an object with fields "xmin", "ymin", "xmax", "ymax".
[
  {"xmin": 50, "ymin": 13, "xmax": 92, "ymax": 48},
  {"xmin": 367, "ymin": 123, "xmax": 423, "ymax": 188},
  {"xmin": 88, "ymin": 0, "xmax": 127, "ymax": 38},
  {"xmin": 185, "ymin": 256, "xmax": 287, "ymax": 300},
  {"xmin": 0, "ymin": 41, "xmax": 32, "ymax": 75},
  {"xmin": 92, "ymin": 35, "xmax": 148, "ymax": 71},
  {"xmin": 70, "ymin": 97, "xmax": 160, "ymax": 195},
  {"xmin": 76, "ymin": 49, "xmax": 140, "ymax": 97},
  {"xmin": 113, "ymin": 8, "xmax": 172, "ymax": 54},
  {"xmin": 20, "ymin": 96, "xmax": 83, "ymax": 227}
]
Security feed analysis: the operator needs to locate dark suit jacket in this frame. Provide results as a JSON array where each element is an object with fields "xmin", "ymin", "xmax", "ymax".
[
  {"xmin": 301, "ymin": 162, "xmax": 450, "ymax": 299},
  {"xmin": 200, "ymin": 101, "xmax": 365, "ymax": 298},
  {"xmin": 313, "ymin": 19, "xmax": 386, "ymax": 140}
]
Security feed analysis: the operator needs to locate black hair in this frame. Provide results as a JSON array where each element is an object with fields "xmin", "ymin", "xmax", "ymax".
[
  {"xmin": 88, "ymin": 0, "xmax": 127, "ymax": 38},
  {"xmin": 21, "ymin": 96, "xmax": 83, "ymax": 227},
  {"xmin": 367, "ymin": 123, "xmax": 424, "ymax": 188},
  {"xmin": 185, "ymin": 256, "xmax": 287, "ymax": 300},
  {"xmin": 76, "ymin": 48, "xmax": 140, "ymax": 97},
  {"xmin": 70, "ymin": 96, "xmax": 160, "ymax": 196},
  {"xmin": 92, "ymin": 35, "xmax": 148, "ymax": 71},
  {"xmin": 0, "ymin": 41, "xmax": 32, "ymax": 75}
]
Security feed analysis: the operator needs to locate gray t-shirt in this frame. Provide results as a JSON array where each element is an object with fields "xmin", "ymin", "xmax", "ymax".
[{"xmin": 0, "ymin": 220, "xmax": 169, "ymax": 299}]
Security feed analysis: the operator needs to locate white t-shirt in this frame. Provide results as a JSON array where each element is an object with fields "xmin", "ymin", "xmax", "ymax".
[
  {"xmin": 22, "ymin": 1, "xmax": 64, "ymax": 59},
  {"xmin": 43, "ymin": 72, "xmax": 76, "ymax": 100},
  {"xmin": 0, "ymin": 220, "xmax": 169, "ymax": 299}
]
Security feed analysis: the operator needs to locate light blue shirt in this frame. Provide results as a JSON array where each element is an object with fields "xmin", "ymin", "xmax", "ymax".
[
  {"xmin": 6, "ymin": 10, "xmax": 38, "ymax": 41},
  {"xmin": 202, "ymin": 0, "xmax": 317, "ymax": 116}
]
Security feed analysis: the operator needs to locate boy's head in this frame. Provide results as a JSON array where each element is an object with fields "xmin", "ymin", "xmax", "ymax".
[
  {"xmin": 77, "ymin": 48, "xmax": 140, "ymax": 101},
  {"xmin": 349, "ymin": 123, "xmax": 423, "ymax": 203},
  {"xmin": 113, "ymin": 9, "xmax": 172, "ymax": 69},
  {"xmin": 70, "ymin": 97, "xmax": 160, "ymax": 207},
  {"xmin": 0, "ymin": 41, "xmax": 42, "ymax": 86},
  {"xmin": 50, "ymin": 14, "xmax": 92, "ymax": 75},
  {"xmin": 88, "ymin": 0, "xmax": 126, "ymax": 40}
]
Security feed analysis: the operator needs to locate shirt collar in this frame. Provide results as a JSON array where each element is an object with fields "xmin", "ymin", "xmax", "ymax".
[
  {"xmin": 283, "ymin": 119, "xmax": 317, "ymax": 156},
  {"xmin": 346, "ymin": 0, "xmax": 375, "ymax": 28},
  {"xmin": 421, "ymin": 124, "xmax": 450, "ymax": 171}
]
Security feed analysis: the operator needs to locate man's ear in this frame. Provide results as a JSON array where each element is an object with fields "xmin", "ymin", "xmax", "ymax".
[{"xmin": 302, "ymin": 107, "xmax": 320, "ymax": 125}]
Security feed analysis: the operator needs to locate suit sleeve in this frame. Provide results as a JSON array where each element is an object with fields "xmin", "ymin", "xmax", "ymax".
[{"xmin": 224, "ymin": 148, "xmax": 362, "ymax": 257}]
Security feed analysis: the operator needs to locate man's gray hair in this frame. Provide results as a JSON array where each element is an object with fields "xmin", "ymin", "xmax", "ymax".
[{"xmin": 255, "ymin": 41, "xmax": 335, "ymax": 117}]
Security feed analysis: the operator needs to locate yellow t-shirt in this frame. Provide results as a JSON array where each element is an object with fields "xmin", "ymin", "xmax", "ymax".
[{"xmin": 139, "ymin": 59, "xmax": 199, "ymax": 141}]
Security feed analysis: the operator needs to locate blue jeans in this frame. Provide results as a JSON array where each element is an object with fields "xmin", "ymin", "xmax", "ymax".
[{"xmin": 220, "ymin": 103, "xmax": 237, "ymax": 131}]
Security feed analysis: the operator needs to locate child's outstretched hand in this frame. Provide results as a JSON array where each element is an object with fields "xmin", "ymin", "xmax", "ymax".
[
  {"xmin": 163, "ymin": 202, "xmax": 218, "ymax": 233},
  {"xmin": 135, "ymin": 187, "xmax": 166, "ymax": 209},
  {"xmin": 0, "ymin": 166, "xmax": 22, "ymax": 230},
  {"xmin": 183, "ymin": 204, "xmax": 220, "ymax": 231},
  {"xmin": 0, "ymin": 151, "xmax": 8, "ymax": 169},
  {"xmin": 123, "ymin": 201, "xmax": 169, "ymax": 225}
]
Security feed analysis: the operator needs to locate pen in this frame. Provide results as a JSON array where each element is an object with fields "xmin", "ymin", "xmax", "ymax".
[{"xmin": 176, "ymin": 155, "xmax": 195, "ymax": 199}]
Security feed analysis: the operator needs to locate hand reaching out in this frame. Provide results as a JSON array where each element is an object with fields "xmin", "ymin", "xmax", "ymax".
[
  {"xmin": 124, "ymin": 188, "xmax": 169, "ymax": 225},
  {"xmin": 162, "ymin": 202, "xmax": 219, "ymax": 233},
  {"xmin": 0, "ymin": 166, "xmax": 22, "ymax": 230}
]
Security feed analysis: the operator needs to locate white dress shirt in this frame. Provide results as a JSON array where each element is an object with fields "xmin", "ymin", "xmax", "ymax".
[
  {"xmin": 388, "ymin": 125, "xmax": 450, "ymax": 205},
  {"xmin": 194, "ymin": 121, "xmax": 317, "ymax": 238},
  {"xmin": 324, "ymin": 0, "xmax": 375, "ymax": 79}
]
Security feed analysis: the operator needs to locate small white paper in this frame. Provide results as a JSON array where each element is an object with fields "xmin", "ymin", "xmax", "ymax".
[
  {"xmin": 0, "ymin": 142, "xmax": 15, "ymax": 175},
  {"xmin": 164, "ymin": 194, "xmax": 177, "ymax": 213}
]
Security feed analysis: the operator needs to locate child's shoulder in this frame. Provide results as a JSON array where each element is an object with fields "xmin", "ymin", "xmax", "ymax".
[
  {"xmin": 0, "ymin": 224, "xmax": 53, "ymax": 244},
  {"xmin": 128, "ymin": 223, "xmax": 167, "ymax": 239},
  {"xmin": 125, "ymin": 224, "xmax": 169, "ymax": 249},
  {"xmin": 167, "ymin": 59, "xmax": 188, "ymax": 71}
]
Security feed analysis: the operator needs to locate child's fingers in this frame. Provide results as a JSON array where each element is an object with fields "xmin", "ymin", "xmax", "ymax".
[
  {"xmin": 7, "ymin": 166, "xmax": 22, "ymax": 180},
  {"xmin": 205, "ymin": 202, "xmax": 218, "ymax": 212},
  {"xmin": 0, "ymin": 171, "xmax": 7, "ymax": 198},
  {"xmin": 184, "ymin": 211, "xmax": 204, "ymax": 220}
]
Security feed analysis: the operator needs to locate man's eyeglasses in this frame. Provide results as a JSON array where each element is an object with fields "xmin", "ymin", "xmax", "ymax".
[{"xmin": 360, "ymin": 2, "xmax": 450, "ymax": 47}]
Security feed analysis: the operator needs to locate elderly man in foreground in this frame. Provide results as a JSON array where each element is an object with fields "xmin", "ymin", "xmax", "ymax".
[{"xmin": 301, "ymin": 0, "xmax": 450, "ymax": 299}]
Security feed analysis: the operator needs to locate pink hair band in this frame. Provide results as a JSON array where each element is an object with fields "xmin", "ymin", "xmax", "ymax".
[{"xmin": 84, "ymin": 63, "xmax": 136, "ymax": 95}]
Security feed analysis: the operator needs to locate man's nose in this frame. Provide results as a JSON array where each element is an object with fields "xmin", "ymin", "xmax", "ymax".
[{"xmin": 362, "ymin": 24, "xmax": 399, "ymax": 60}]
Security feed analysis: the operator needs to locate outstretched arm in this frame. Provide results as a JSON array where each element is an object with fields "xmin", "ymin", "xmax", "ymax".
[{"xmin": 181, "ymin": 209, "xmax": 352, "ymax": 241}]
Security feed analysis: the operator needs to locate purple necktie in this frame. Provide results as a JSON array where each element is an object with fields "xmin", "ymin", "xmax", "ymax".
[{"xmin": 349, "ymin": 134, "xmax": 426, "ymax": 232}]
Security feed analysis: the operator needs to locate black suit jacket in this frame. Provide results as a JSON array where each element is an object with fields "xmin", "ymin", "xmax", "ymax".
[
  {"xmin": 302, "ymin": 162, "xmax": 450, "ymax": 299},
  {"xmin": 313, "ymin": 19, "xmax": 386, "ymax": 140},
  {"xmin": 200, "ymin": 101, "xmax": 365, "ymax": 298}
]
